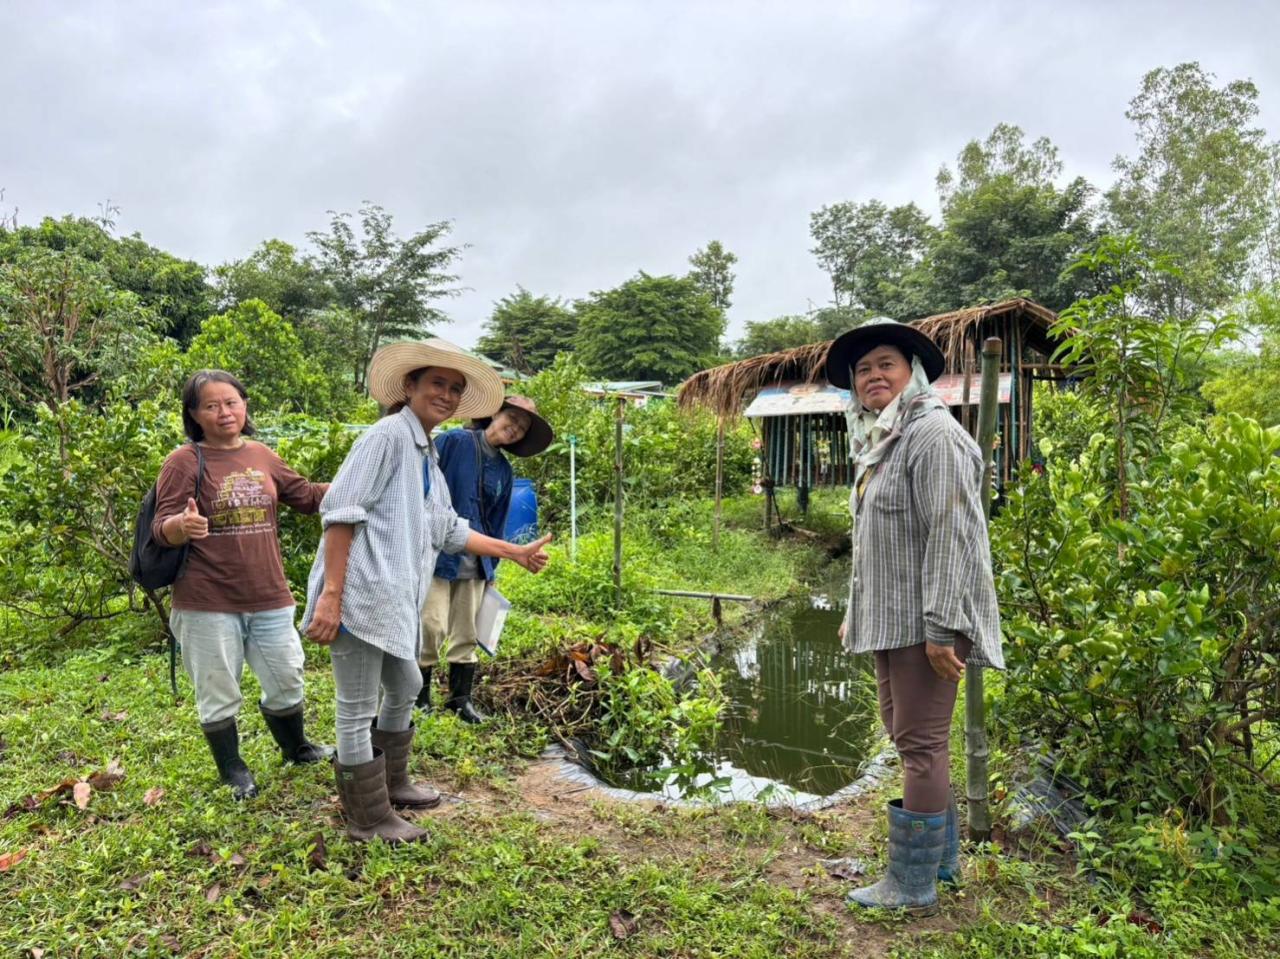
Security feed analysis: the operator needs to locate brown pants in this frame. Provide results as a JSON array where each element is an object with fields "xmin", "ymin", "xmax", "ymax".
[{"xmin": 874, "ymin": 637, "xmax": 971, "ymax": 814}]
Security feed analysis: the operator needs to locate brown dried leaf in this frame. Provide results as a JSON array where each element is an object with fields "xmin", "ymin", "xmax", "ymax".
[
  {"xmin": 226, "ymin": 852, "xmax": 247, "ymax": 868},
  {"xmin": 0, "ymin": 849, "xmax": 30, "ymax": 871},
  {"xmin": 818, "ymin": 857, "xmax": 870, "ymax": 881},
  {"xmin": 143, "ymin": 787, "xmax": 165, "ymax": 807},
  {"xmin": 72, "ymin": 782, "xmax": 92, "ymax": 810},
  {"xmin": 306, "ymin": 832, "xmax": 327, "ymax": 872},
  {"xmin": 157, "ymin": 933, "xmax": 181, "ymax": 952},
  {"xmin": 204, "ymin": 882, "xmax": 221, "ymax": 903},
  {"xmin": 100, "ymin": 709, "xmax": 128, "ymax": 722},
  {"xmin": 118, "ymin": 873, "xmax": 146, "ymax": 891},
  {"xmin": 608, "ymin": 909, "xmax": 639, "ymax": 940},
  {"xmin": 571, "ymin": 658, "xmax": 597, "ymax": 683},
  {"xmin": 188, "ymin": 840, "xmax": 216, "ymax": 861},
  {"xmin": 87, "ymin": 758, "xmax": 125, "ymax": 790},
  {"xmin": 29, "ymin": 949, "xmax": 44, "ymax": 958}
]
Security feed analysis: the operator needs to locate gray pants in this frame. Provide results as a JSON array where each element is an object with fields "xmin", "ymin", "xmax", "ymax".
[
  {"xmin": 170, "ymin": 606, "xmax": 305, "ymax": 726},
  {"xmin": 330, "ymin": 630, "xmax": 422, "ymax": 765}
]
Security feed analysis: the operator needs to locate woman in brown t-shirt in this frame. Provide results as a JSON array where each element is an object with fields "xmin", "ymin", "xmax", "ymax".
[{"xmin": 152, "ymin": 369, "xmax": 333, "ymax": 800}]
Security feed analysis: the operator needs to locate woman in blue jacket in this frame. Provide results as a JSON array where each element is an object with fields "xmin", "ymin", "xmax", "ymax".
[{"xmin": 417, "ymin": 394, "xmax": 553, "ymax": 721}]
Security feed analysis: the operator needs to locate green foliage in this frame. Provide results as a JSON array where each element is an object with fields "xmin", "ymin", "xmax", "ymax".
[
  {"xmin": 185, "ymin": 299, "xmax": 357, "ymax": 416},
  {"xmin": 212, "ymin": 238, "xmax": 330, "ymax": 322},
  {"xmin": 1031, "ymin": 385, "xmax": 1110, "ymax": 470},
  {"xmin": 735, "ymin": 306, "xmax": 860, "ymax": 357},
  {"xmin": 992, "ymin": 414, "xmax": 1280, "ymax": 828},
  {"xmin": 306, "ymin": 203, "xmax": 463, "ymax": 391},
  {"xmin": 593, "ymin": 658, "xmax": 724, "ymax": 786},
  {"xmin": 0, "ymin": 398, "xmax": 182, "ymax": 653},
  {"xmin": 1201, "ymin": 287, "xmax": 1280, "ymax": 425},
  {"xmin": 1051, "ymin": 235, "xmax": 1239, "ymax": 514},
  {"xmin": 686, "ymin": 239, "xmax": 738, "ymax": 312},
  {"xmin": 1107, "ymin": 62, "xmax": 1273, "ymax": 319},
  {"xmin": 809, "ymin": 199, "xmax": 936, "ymax": 316},
  {"xmin": 0, "ymin": 247, "xmax": 165, "ymax": 414},
  {"xmin": 474, "ymin": 287, "xmax": 578, "ymax": 374},
  {"xmin": 514, "ymin": 354, "xmax": 755, "ymax": 529},
  {"xmin": 574, "ymin": 272, "xmax": 724, "ymax": 385},
  {"xmin": 0, "ymin": 215, "xmax": 212, "ymax": 343}
]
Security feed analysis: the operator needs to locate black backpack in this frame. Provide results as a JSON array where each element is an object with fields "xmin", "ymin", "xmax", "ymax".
[
  {"xmin": 130, "ymin": 443, "xmax": 205, "ymax": 590},
  {"xmin": 130, "ymin": 443, "xmax": 204, "ymax": 695}
]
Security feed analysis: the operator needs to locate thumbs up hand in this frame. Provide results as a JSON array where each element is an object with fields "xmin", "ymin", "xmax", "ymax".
[
  {"xmin": 515, "ymin": 532, "xmax": 552, "ymax": 574},
  {"xmin": 179, "ymin": 497, "xmax": 209, "ymax": 541}
]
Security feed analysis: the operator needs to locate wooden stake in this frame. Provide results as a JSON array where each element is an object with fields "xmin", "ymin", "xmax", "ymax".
[
  {"xmin": 966, "ymin": 335, "xmax": 1001, "ymax": 842},
  {"xmin": 714, "ymin": 415, "xmax": 725, "ymax": 550}
]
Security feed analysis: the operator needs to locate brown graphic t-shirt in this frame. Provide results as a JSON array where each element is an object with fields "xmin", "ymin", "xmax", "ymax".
[{"xmin": 151, "ymin": 441, "xmax": 326, "ymax": 612}]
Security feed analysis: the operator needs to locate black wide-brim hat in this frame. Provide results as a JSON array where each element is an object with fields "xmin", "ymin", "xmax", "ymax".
[
  {"xmin": 471, "ymin": 395, "xmax": 555, "ymax": 457},
  {"xmin": 824, "ymin": 318, "xmax": 946, "ymax": 389}
]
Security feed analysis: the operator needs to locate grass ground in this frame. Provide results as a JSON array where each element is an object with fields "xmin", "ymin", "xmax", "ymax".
[{"xmin": 2, "ymin": 493, "xmax": 1277, "ymax": 958}]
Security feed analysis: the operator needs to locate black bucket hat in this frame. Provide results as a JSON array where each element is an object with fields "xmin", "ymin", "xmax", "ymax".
[
  {"xmin": 824, "ymin": 318, "xmax": 946, "ymax": 389},
  {"xmin": 470, "ymin": 394, "xmax": 554, "ymax": 457}
]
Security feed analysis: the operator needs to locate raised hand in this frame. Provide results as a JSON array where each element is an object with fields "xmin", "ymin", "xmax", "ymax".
[{"xmin": 180, "ymin": 497, "xmax": 209, "ymax": 541}]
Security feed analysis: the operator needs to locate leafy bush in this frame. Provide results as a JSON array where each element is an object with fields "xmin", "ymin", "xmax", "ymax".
[{"xmin": 993, "ymin": 414, "xmax": 1280, "ymax": 830}]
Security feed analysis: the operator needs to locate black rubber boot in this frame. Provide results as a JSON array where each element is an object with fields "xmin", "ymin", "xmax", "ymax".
[
  {"xmin": 200, "ymin": 718, "xmax": 258, "ymax": 800},
  {"xmin": 260, "ymin": 703, "xmax": 335, "ymax": 764},
  {"xmin": 414, "ymin": 666, "xmax": 433, "ymax": 713},
  {"xmin": 444, "ymin": 662, "xmax": 488, "ymax": 724}
]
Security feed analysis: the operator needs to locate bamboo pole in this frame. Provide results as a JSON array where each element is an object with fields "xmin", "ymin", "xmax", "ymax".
[
  {"xmin": 713, "ymin": 415, "xmax": 725, "ymax": 550},
  {"xmin": 569, "ymin": 433, "xmax": 578, "ymax": 561},
  {"xmin": 613, "ymin": 396, "xmax": 624, "ymax": 608},
  {"xmin": 967, "ymin": 335, "xmax": 1002, "ymax": 842}
]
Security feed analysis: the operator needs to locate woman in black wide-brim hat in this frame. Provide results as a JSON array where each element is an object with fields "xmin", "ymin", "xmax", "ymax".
[
  {"xmin": 416, "ymin": 394, "xmax": 554, "ymax": 722},
  {"xmin": 825, "ymin": 318, "xmax": 1004, "ymax": 917}
]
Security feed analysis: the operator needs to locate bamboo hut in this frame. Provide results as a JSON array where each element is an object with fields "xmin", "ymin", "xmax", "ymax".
[{"xmin": 678, "ymin": 298, "xmax": 1072, "ymax": 498}]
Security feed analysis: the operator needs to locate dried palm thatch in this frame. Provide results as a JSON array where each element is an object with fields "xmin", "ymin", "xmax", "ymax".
[
  {"xmin": 676, "ymin": 341, "xmax": 831, "ymax": 419},
  {"xmin": 913, "ymin": 298, "xmax": 1058, "ymax": 373},
  {"xmin": 677, "ymin": 298, "xmax": 1059, "ymax": 418}
]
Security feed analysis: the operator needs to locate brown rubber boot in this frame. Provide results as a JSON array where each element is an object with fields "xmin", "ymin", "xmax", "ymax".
[
  {"xmin": 370, "ymin": 721, "xmax": 441, "ymax": 809},
  {"xmin": 333, "ymin": 750, "xmax": 428, "ymax": 844}
]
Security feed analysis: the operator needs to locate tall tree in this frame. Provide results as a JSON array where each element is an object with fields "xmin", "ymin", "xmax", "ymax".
[
  {"xmin": 926, "ymin": 124, "xmax": 1095, "ymax": 313},
  {"xmin": 809, "ymin": 200, "xmax": 935, "ymax": 316},
  {"xmin": 307, "ymin": 203, "xmax": 463, "ymax": 390},
  {"xmin": 575, "ymin": 273, "xmax": 723, "ymax": 384},
  {"xmin": 686, "ymin": 240, "xmax": 738, "ymax": 312},
  {"xmin": 1107, "ymin": 62, "xmax": 1272, "ymax": 319},
  {"xmin": 0, "ymin": 248, "xmax": 160, "ymax": 414},
  {"xmin": 0, "ymin": 215, "xmax": 211, "ymax": 344},
  {"xmin": 213, "ymin": 239, "xmax": 330, "ymax": 322},
  {"xmin": 475, "ymin": 287, "xmax": 578, "ymax": 374}
]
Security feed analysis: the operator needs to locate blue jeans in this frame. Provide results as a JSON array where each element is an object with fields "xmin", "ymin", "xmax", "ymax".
[
  {"xmin": 329, "ymin": 630, "xmax": 422, "ymax": 765},
  {"xmin": 170, "ymin": 606, "xmax": 305, "ymax": 726}
]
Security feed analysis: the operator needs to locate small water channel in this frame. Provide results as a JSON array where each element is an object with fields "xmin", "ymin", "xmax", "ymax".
[{"xmin": 607, "ymin": 565, "xmax": 882, "ymax": 805}]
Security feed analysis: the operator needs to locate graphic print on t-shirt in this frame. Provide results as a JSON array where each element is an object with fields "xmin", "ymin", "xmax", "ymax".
[{"xmin": 209, "ymin": 468, "xmax": 274, "ymax": 537}]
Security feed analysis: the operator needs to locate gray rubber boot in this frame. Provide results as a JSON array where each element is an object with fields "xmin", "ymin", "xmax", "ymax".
[
  {"xmin": 370, "ymin": 721, "xmax": 441, "ymax": 809},
  {"xmin": 938, "ymin": 797, "xmax": 960, "ymax": 885},
  {"xmin": 260, "ymin": 703, "xmax": 335, "ymax": 764},
  {"xmin": 333, "ymin": 750, "xmax": 428, "ymax": 845},
  {"xmin": 846, "ymin": 799, "xmax": 946, "ymax": 916},
  {"xmin": 200, "ymin": 718, "xmax": 258, "ymax": 801}
]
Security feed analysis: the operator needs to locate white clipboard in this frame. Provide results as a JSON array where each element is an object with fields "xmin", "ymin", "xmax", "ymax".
[{"xmin": 474, "ymin": 584, "xmax": 511, "ymax": 657}]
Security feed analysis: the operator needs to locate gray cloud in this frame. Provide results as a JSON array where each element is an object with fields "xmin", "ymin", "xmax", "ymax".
[{"xmin": 4, "ymin": 0, "xmax": 1277, "ymax": 346}]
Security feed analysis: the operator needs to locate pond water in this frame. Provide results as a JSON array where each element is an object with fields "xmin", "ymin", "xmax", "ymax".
[{"xmin": 609, "ymin": 569, "xmax": 882, "ymax": 804}]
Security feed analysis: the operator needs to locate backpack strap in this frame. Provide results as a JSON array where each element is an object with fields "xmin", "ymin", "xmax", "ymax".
[{"xmin": 168, "ymin": 442, "xmax": 206, "ymax": 697}]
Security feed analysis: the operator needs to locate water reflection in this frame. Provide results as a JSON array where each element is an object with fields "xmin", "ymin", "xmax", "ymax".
[{"xmin": 609, "ymin": 578, "xmax": 880, "ymax": 803}]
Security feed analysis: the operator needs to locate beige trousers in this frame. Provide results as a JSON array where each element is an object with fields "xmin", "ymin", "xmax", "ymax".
[{"xmin": 419, "ymin": 576, "xmax": 485, "ymax": 667}]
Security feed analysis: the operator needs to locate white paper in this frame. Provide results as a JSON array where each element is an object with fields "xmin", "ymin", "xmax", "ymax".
[{"xmin": 474, "ymin": 584, "xmax": 511, "ymax": 657}]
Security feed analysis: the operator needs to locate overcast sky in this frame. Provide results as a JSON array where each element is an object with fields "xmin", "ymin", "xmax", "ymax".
[{"xmin": 4, "ymin": 0, "xmax": 1278, "ymax": 346}]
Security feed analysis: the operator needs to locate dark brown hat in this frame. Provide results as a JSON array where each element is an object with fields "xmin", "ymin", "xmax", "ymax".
[
  {"xmin": 824, "ymin": 318, "xmax": 945, "ymax": 389},
  {"xmin": 471, "ymin": 394, "xmax": 554, "ymax": 457}
]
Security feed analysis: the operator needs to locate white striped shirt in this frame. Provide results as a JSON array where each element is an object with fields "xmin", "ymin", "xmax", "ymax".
[{"xmin": 301, "ymin": 407, "xmax": 471, "ymax": 659}]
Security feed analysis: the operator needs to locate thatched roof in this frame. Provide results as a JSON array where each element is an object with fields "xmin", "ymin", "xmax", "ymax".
[{"xmin": 677, "ymin": 297, "xmax": 1059, "ymax": 418}]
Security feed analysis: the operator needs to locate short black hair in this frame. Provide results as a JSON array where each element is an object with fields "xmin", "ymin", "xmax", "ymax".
[{"xmin": 181, "ymin": 370, "xmax": 257, "ymax": 441}]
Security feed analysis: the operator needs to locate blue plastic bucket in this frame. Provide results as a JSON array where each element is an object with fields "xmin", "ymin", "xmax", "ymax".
[{"xmin": 503, "ymin": 477, "xmax": 539, "ymax": 543}]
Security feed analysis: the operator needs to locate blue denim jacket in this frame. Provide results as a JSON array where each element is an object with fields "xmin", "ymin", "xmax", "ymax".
[{"xmin": 431, "ymin": 429, "xmax": 514, "ymax": 582}]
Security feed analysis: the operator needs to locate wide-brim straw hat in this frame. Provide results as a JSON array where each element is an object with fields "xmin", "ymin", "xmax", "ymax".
[
  {"xmin": 367, "ymin": 339, "xmax": 505, "ymax": 420},
  {"xmin": 824, "ymin": 318, "xmax": 946, "ymax": 389},
  {"xmin": 470, "ymin": 394, "xmax": 555, "ymax": 457}
]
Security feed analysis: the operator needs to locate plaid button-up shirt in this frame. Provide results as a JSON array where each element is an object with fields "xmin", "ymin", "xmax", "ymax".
[
  {"xmin": 302, "ymin": 407, "xmax": 471, "ymax": 659},
  {"xmin": 843, "ymin": 405, "xmax": 1004, "ymax": 669}
]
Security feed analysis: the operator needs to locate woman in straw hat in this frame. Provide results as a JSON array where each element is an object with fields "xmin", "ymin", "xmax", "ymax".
[
  {"xmin": 416, "ymin": 394, "xmax": 554, "ymax": 723},
  {"xmin": 824, "ymin": 319, "xmax": 1003, "ymax": 916},
  {"xmin": 302, "ymin": 339, "xmax": 552, "ymax": 844}
]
